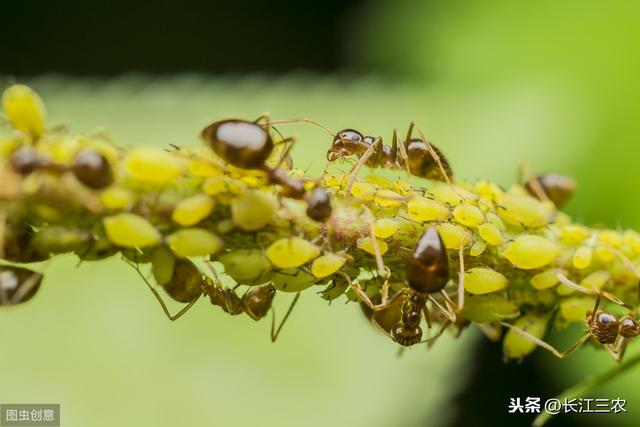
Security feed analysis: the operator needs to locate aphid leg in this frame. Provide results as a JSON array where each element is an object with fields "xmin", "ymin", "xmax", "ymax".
[
  {"xmin": 338, "ymin": 271, "xmax": 409, "ymax": 312},
  {"xmin": 344, "ymin": 137, "xmax": 380, "ymax": 203},
  {"xmin": 457, "ymin": 233, "xmax": 469, "ymax": 311},
  {"xmin": 270, "ymin": 292, "xmax": 301, "ymax": 342},
  {"xmin": 405, "ymin": 121, "xmax": 455, "ymax": 186},
  {"xmin": 557, "ymin": 272, "xmax": 632, "ymax": 309},
  {"xmin": 500, "ymin": 321, "xmax": 592, "ymax": 359},
  {"xmin": 518, "ymin": 162, "xmax": 549, "ymax": 202},
  {"xmin": 428, "ymin": 291, "xmax": 457, "ymax": 323},
  {"xmin": 127, "ymin": 260, "xmax": 200, "ymax": 321}
]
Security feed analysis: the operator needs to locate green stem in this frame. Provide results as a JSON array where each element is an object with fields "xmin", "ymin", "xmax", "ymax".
[{"xmin": 533, "ymin": 352, "xmax": 640, "ymax": 426}]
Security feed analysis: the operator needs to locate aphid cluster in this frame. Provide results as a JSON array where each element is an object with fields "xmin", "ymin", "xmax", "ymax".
[{"xmin": 2, "ymin": 84, "xmax": 640, "ymax": 361}]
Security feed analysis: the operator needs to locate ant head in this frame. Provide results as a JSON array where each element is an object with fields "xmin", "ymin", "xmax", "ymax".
[
  {"xmin": 327, "ymin": 128, "xmax": 363, "ymax": 161},
  {"xmin": 618, "ymin": 316, "xmax": 640, "ymax": 338},
  {"xmin": 588, "ymin": 310, "xmax": 619, "ymax": 344}
]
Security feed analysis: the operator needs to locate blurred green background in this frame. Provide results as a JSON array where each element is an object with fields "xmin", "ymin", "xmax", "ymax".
[{"xmin": 2, "ymin": 1, "xmax": 640, "ymax": 426}]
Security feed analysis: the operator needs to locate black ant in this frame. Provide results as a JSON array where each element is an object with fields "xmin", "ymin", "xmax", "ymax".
[
  {"xmin": 0, "ymin": 265, "xmax": 43, "ymax": 306},
  {"xmin": 126, "ymin": 257, "xmax": 299, "ymax": 342},
  {"xmin": 9, "ymin": 145, "xmax": 114, "ymax": 189},
  {"xmin": 200, "ymin": 116, "xmax": 332, "ymax": 222},
  {"xmin": 502, "ymin": 272, "xmax": 639, "ymax": 361},
  {"xmin": 344, "ymin": 226, "xmax": 465, "ymax": 346},
  {"xmin": 519, "ymin": 163, "xmax": 575, "ymax": 208}
]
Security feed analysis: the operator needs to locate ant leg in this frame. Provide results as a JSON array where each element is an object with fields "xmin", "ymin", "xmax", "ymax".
[
  {"xmin": 0, "ymin": 207, "xmax": 5, "ymax": 259},
  {"xmin": 392, "ymin": 128, "xmax": 413, "ymax": 179},
  {"xmin": 422, "ymin": 303, "xmax": 432, "ymax": 329},
  {"xmin": 127, "ymin": 260, "xmax": 200, "ymax": 321},
  {"xmin": 270, "ymin": 292, "xmax": 301, "ymax": 342},
  {"xmin": 428, "ymin": 291, "xmax": 457, "ymax": 323},
  {"xmin": 519, "ymin": 162, "xmax": 549, "ymax": 202},
  {"xmin": 344, "ymin": 137, "xmax": 380, "ymax": 203},
  {"xmin": 557, "ymin": 273, "xmax": 632, "ymax": 309},
  {"xmin": 338, "ymin": 271, "xmax": 409, "ymax": 312},
  {"xmin": 253, "ymin": 113, "xmax": 271, "ymax": 124},
  {"xmin": 420, "ymin": 319, "xmax": 451, "ymax": 348},
  {"xmin": 405, "ymin": 121, "xmax": 455, "ymax": 187},
  {"xmin": 500, "ymin": 321, "xmax": 592, "ymax": 359}
]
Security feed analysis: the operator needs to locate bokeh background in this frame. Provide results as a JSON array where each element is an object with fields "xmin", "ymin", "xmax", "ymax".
[{"xmin": 2, "ymin": 1, "xmax": 640, "ymax": 426}]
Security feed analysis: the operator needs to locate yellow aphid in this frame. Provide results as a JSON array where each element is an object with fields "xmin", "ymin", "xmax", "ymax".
[
  {"xmin": 485, "ymin": 212, "xmax": 505, "ymax": 231},
  {"xmin": 324, "ymin": 173, "xmax": 346, "ymax": 188},
  {"xmin": 375, "ymin": 189, "xmax": 403, "ymax": 207},
  {"xmin": 373, "ymin": 218, "xmax": 399, "ymax": 239},
  {"xmin": 435, "ymin": 223, "xmax": 467, "ymax": 250},
  {"xmin": 38, "ymin": 136, "xmax": 79, "ymax": 165},
  {"xmin": 394, "ymin": 179, "xmax": 413, "ymax": 194},
  {"xmin": 497, "ymin": 194, "xmax": 551, "ymax": 228},
  {"xmin": 350, "ymin": 181, "xmax": 376, "ymax": 201},
  {"xmin": 572, "ymin": 246, "xmax": 592, "ymax": 269},
  {"xmin": 460, "ymin": 294, "xmax": 519, "ymax": 323},
  {"xmin": 428, "ymin": 183, "xmax": 463, "ymax": 206},
  {"xmin": 478, "ymin": 223, "xmax": 503, "ymax": 245},
  {"xmin": 623, "ymin": 230, "xmax": 640, "ymax": 254},
  {"xmin": 124, "ymin": 147, "xmax": 182, "ymax": 184},
  {"xmin": 202, "ymin": 176, "xmax": 226, "ymax": 195},
  {"xmin": 407, "ymin": 196, "xmax": 450, "ymax": 222},
  {"xmin": 171, "ymin": 194, "xmax": 214, "ymax": 226},
  {"xmin": 559, "ymin": 224, "xmax": 590, "ymax": 244},
  {"xmin": 218, "ymin": 249, "xmax": 273, "ymax": 284},
  {"xmin": 166, "ymin": 228, "xmax": 224, "ymax": 257},
  {"xmin": 452, "ymin": 203, "xmax": 484, "ymax": 227},
  {"xmin": 311, "ymin": 254, "xmax": 346, "ymax": 278},
  {"xmin": 470, "ymin": 240, "xmax": 486, "ymax": 256},
  {"xmin": 503, "ymin": 235, "xmax": 558, "ymax": 269},
  {"xmin": 581, "ymin": 270, "xmax": 610, "ymax": 290},
  {"xmin": 100, "ymin": 187, "xmax": 134, "ymax": 210},
  {"xmin": 231, "ymin": 190, "xmax": 277, "ymax": 231},
  {"xmin": 560, "ymin": 297, "xmax": 595, "ymax": 321},
  {"xmin": 151, "ymin": 246, "xmax": 176, "ymax": 286},
  {"xmin": 272, "ymin": 268, "xmax": 316, "ymax": 293},
  {"xmin": 357, "ymin": 237, "xmax": 389, "ymax": 256},
  {"xmin": 555, "ymin": 283, "xmax": 575, "ymax": 296},
  {"xmin": 464, "ymin": 267, "xmax": 508, "ymax": 295},
  {"xmin": 474, "ymin": 181, "xmax": 503, "ymax": 201},
  {"xmin": 187, "ymin": 159, "xmax": 222, "ymax": 178},
  {"xmin": 216, "ymin": 219, "xmax": 234, "ymax": 234},
  {"xmin": 266, "ymin": 237, "xmax": 320, "ymax": 269},
  {"xmin": 363, "ymin": 174, "xmax": 393, "ymax": 188},
  {"xmin": 103, "ymin": 213, "xmax": 161, "ymax": 248},
  {"xmin": 530, "ymin": 268, "xmax": 563, "ymax": 290},
  {"xmin": 598, "ymin": 230, "xmax": 622, "ymax": 247},
  {"xmin": 226, "ymin": 179, "xmax": 247, "ymax": 194},
  {"xmin": 503, "ymin": 314, "xmax": 548, "ymax": 359},
  {"xmin": 2, "ymin": 84, "xmax": 46, "ymax": 138},
  {"xmin": 594, "ymin": 245, "xmax": 614, "ymax": 262}
]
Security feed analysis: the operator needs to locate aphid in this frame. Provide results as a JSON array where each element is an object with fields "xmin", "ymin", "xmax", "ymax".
[
  {"xmin": 126, "ymin": 257, "xmax": 299, "ymax": 341},
  {"xmin": 200, "ymin": 117, "xmax": 332, "ymax": 221},
  {"xmin": 0, "ymin": 266, "xmax": 43, "ymax": 306},
  {"xmin": 347, "ymin": 226, "xmax": 466, "ymax": 347},
  {"xmin": 501, "ymin": 273, "xmax": 638, "ymax": 361}
]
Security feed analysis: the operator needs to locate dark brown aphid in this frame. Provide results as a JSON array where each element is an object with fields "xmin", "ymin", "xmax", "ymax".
[
  {"xmin": 9, "ymin": 146, "xmax": 57, "ymax": 175},
  {"xmin": 200, "ymin": 117, "xmax": 332, "ymax": 221},
  {"xmin": 525, "ymin": 173, "xmax": 575, "ymax": 207},
  {"xmin": 2, "ymin": 226, "xmax": 50, "ymax": 263},
  {"xmin": 327, "ymin": 122, "xmax": 453, "ymax": 182},
  {"xmin": 305, "ymin": 187, "xmax": 332, "ymax": 222},
  {"xmin": 0, "ymin": 266, "xmax": 43, "ymax": 306},
  {"xmin": 72, "ymin": 149, "xmax": 114, "ymax": 189},
  {"xmin": 350, "ymin": 226, "xmax": 456, "ymax": 347}
]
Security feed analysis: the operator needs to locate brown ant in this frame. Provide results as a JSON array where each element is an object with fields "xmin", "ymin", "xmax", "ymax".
[
  {"xmin": 344, "ymin": 226, "xmax": 465, "ymax": 346},
  {"xmin": 126, "ymin": 257, "xmax": 299, "ymax": 341},
  {"xmin": 519, "ymin": 163, "xmax": 575, "ymax": 207},
  {"xmin": 200, "ymin": 116, "xmax": 332, "ymax": 222},
  {"xmin": 501, "ymin": 272, "xmax": 639, "ymax": 361},
  {"xmin": 0, "ymin": 265, "xmax": 43, "ymax": 306}
]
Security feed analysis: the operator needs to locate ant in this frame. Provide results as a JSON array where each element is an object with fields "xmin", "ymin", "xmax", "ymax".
[
  {"xmin": 344, "ymin": 226, "xmax": 466, "ymax": 346},
  {"xmin": 519, "ymin": 163, "xmax": 575, "ymax": 208},
  {"xmin": 266, "ymin": 118, "xmax": 456, "ymax": 203},
  {"xmin": 126, "ymin": 257, "xmax": 299, "ymax": 342},
  {"xmin": 501, "ymin": 272, "xmax": 639, "ymax": 362},
  {"xmin": 200, "ymin": 115, "xmax": 332, "ymax": 222},
  {"xmin": 0, "ymin": 265, "xmax": 43, "ymax": 306}
]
